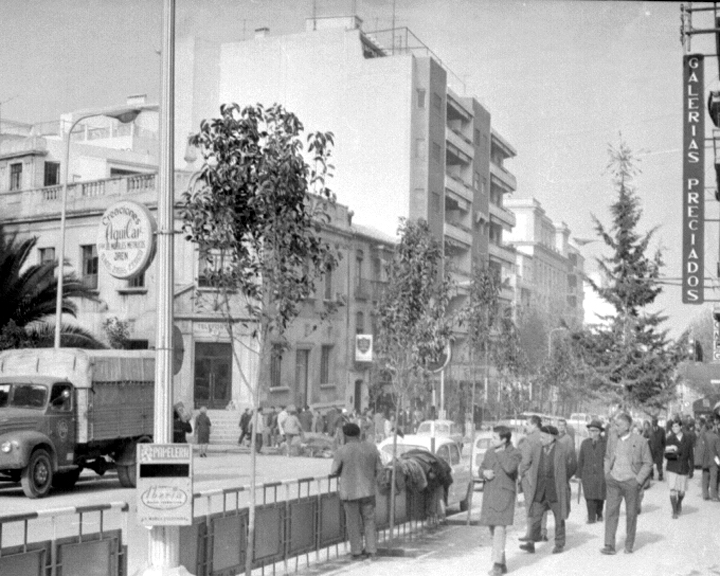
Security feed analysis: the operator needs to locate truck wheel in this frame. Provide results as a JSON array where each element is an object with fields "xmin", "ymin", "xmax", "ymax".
[
  {"xmin": 117, "ymin": 463, "xmax": 136, "ymax": 488},
  {"xmin": 52, "ymin": 468, "xmax": 81, "ymax": 491},
  {"xmin": 21, "ymin": 449, "xmax": 53, "ymax": 498}
]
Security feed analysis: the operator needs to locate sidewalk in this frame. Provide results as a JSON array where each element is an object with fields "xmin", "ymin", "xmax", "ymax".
[{"xmin": 295, "ymin": 477, "xmax": 720, "ymax": 576}]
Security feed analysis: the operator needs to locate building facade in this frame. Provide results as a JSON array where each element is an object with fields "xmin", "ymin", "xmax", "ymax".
[
  {"xmin": 504, "ymin": 197, "xmax": 585, "ymax": 328},
  {"xmin": 0, "ymin": 106, "xmax": 395, "ymax": 425}
]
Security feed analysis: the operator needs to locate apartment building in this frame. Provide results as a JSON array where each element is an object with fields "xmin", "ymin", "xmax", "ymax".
[
  {"xmin": 177, "ymin": 16, "xmax": 519, "ymax": 381},
  {"xmin": 504, "ymin": 197, "xmax": 585, "ymax": 328},
  {"xmin": 0, "ymin": 105, "xmax": 395, "ymax": 424}
]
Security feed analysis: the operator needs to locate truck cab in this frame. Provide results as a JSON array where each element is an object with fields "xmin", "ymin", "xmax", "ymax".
[{"xmin": 0, "ymin": 377, "xmax": 77, "ymax": 497}]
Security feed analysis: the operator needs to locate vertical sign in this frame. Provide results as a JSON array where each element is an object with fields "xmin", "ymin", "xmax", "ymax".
[
  {"xmin": 137, "ymin": 444, "xmax": 193, "ymax": 526},
  {"xmin": 683, "ymin": 54, "xmax": 705, "ymax": 304},
  {"xmin": 713, "ymin": 308, "xmax": 720, "ymax": 361}
]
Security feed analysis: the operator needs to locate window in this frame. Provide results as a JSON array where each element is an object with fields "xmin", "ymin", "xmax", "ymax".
[
  {"xmin": 129, "ymin": 273, "xmax": 145, "ymax": 288},
  {"xmin": 44, "ymin": 162, "xmax": 60, "ymax": 186},
  {"xmin": 270, "ymin": 344, "xmax": 283, "ymax": 388},
  {"xmin": 49, "ymin": 383, "xmax": 72, "ymax": 412},
  {"xmin": 198, "ymin": 248, "xmax": 226, "ymax": 288},
  {"xmin": 320, "ymin": 345, "xmax": 332, "ymax": 384},
  {"xmin": 417, "ymin": 89, "xmax": 426, "ymax": 108},
  {"xmin": 9, "ymin": 163, "xmax": 22, "ymax": 191},
  {"xmin": 39, "ymin": 247, "xmax": 55, "ymax": 265},
  {"xmin": 474, "ymin": 128, "xmax": 481, "ymax": 146},
  {"xmin": 355, "ymin": 250, "xmax": 364, "ymax": 287},
  {"xmin": 81, "ymin": 244, "xmax": 98, "ymax": 289},
  {"xmin": 356, "ymin": 311, "xmax": 364, "ymax": 335},
  {"xmin": 323, "ymin": 268, "xmax": 333, "ymax": 301}
]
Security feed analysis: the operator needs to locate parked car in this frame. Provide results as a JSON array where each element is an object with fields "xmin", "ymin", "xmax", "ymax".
[
  {"xmin": 415, "ymin": 419, "xmax": 464, "ymax": 447},
  {"xmin": 469, "ymin": 431, "xmax": 494, "ymax": 486},
  {"xmin": 377, "ymin": 434, "xmax": 473, "ymax": 511}
]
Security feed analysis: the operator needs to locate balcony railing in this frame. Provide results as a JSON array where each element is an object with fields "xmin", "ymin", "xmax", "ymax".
[
  {"xmin": 488, "ymin": 201, "xmax": 516, "ymax": 228},
  {"xmin": 0, "ymin": 172, "xmax": 193, "ymax": 221},
  {"xmin": 444, "ymin": 221, "xmax": 472, "ymax": 248},
  {"xmin": 446, "ymin": 127, "xmax": 474, "ymax": 161},
  {"xmin": 488, "ymin": 241, "xmax": 516, "ymax": 265},
  {"xmin": 490, "ymin": 161, "xmax": 517, "ymax": 192},
  {"xmin": 354, "ymin": 278, "xmax": 387, "ymax": 301},
  {"xmin": 445, "ymin": 173, "xmax": 473, "ymax": 205}
]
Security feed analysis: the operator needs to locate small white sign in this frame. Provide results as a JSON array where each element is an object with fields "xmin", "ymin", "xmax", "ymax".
[
  {"xmin": 97, "ymin": 200, "xmax": 156, "ymax": 279},
  {"xmin": 137, "ymin": 443, "xmax": 193, "ymax": 526},
  {"xmin": 355, "ymin": 334, "xmax": 373, "ymax": 363}
]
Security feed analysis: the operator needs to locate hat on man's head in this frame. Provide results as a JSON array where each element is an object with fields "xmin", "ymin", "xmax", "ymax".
[
  {"xmin": 540, "ymin": 425, "xmax": 558, "ymax": 436},
  {"xmin": 587, "ymin": 419, "xmax": 604, "ymax": 431},
  {"xmin": 342, "ymin": 423, "xmax": 361, "ymax": 437}
]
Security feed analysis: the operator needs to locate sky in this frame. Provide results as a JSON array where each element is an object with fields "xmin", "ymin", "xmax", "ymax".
[{"xmin": 0, "ymin": 0, "xmax": 714, "ymax": 336}]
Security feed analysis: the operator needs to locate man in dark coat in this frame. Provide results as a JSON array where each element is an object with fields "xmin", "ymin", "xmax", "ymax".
[
  {"xmin": 518, "ymin": 414, "xmax": 543, "ymax": 541},
  {"xmin": 576, "ymin": 419, "xmax": 607, "ymax": 523},
  {"xmin": 648, "ymin": 418, "xmax": 666, "ymax": 481},
  {"xmin": 519, "ymin": 425, "xmax": 576, "ymax": 555},
  {"xmin": 700, "ymin": 420, "xmax": 720, "ymax": 501},
  {"xmin": 238, "ymin": 408, "xmax": 252, "ymax": 445}
]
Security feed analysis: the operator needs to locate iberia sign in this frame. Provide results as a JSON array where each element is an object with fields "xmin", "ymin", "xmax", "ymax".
[
  {"xmin": 682, "ymin": 54, "xmax": 704, "ymax": 304},
  {"xmin": 97, "ymin": 200, "xmax": 156, "ymax": 280}
]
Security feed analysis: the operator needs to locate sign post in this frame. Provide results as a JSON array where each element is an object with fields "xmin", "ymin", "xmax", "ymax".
[{"xmin": 137, "ymin": 444, "xmax": 193, "ymax": 527}]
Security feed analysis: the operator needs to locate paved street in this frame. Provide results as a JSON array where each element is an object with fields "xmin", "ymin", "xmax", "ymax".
[{"xmin": 297, "ymin": 476, "xmax": 720, "ymax": 576}]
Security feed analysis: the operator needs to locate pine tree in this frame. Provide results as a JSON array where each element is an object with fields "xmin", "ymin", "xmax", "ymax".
[{"xmin": 573, "ymin": 142, "xmax": 685, "ymax": 413}]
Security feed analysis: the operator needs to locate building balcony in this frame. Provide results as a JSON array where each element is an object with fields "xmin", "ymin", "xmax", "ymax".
[
  {"xmin": 0, "ymin": 172, "xmax": 194, "ymax": 221},
  {"xmin": 354, "ymin": 278, "xmax": 387, "ymax": 301},
  {"xmin": 490, "ymin": 161, "xmax": 517, "ymax": 193},
  {"xmin": 446, "ymin": 127, "xmax": 474, "ymax": 162},
  {"xmin": 445, "ymin": 173, "xmax": 473, "ymax": 206},
  {"xmin": 488, "ymin": 241, "xmax": 516, "ymax": 266},
  {"xmin": 444, "ymin": 220, "xmax": 473, "ymax": 249},
  {"xmin": 499, "ymin": 284, "xmax": 515, "ymax": 302},
  {"xmin": 488, "ymin": 201, "xmax": 516, "ymax": 229}
]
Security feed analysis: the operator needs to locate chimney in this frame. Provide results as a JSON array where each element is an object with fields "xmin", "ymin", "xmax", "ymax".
[{"xmin": 255, "ymin": 27, "xmax": 269, "ymax": 39}]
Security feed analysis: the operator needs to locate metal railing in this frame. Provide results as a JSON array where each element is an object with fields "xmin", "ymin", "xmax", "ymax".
[{"xmin": 0, "ymin": 501, "xmax": 128, "ymax": 576}]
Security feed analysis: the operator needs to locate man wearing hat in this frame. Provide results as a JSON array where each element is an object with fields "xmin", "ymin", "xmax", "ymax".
[
  {"xmin": 331, "ymin": 422, "xmax": 383, "ymax": 560},
  {"xmin": 601, "ymin": 412, "xmax": 652, "ymax": 555},
  {"xmin": 519, "ymin": 425, "xmax": 576, "ymax": 555},
  {"xmin": 576, "ymin": 419, "xmax": 607, "ymax": 523}
]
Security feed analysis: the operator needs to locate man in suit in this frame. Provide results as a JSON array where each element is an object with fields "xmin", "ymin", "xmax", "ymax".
[
  {"xmin": 600, "ymin": 412, "xmax": 652, "ymax": 555},
  {"xmin": 331, "ymin": 423, "xmax": 383, "ymax": 560},
  {"xmin": 519, "ymin": 425, "xmax": 576, "ymax": 555}
]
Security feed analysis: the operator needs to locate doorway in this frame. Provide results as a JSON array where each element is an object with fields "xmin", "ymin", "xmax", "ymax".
[{"xmin": 194, "ymin": 342, "xmax": 232, "ymax": 409}]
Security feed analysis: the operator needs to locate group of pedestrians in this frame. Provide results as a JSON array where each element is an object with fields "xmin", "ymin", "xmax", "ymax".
[{"xmin": 476, "ymin": 411, "xmax": 720, "ymax": 576}]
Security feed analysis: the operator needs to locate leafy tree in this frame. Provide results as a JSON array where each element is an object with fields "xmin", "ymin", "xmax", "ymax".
[
  {"xmin": 493, "ymin": 308, "xmax": 530, "ymax": 416},
  {"xmin": 0, "ymin": 224, "xmax": 102, "ymax": 350},
  {"xmin": 103, "ymin": 317, "xmax": 130, "ymax": 349},
  {"xmin": 571, "ymin": 142, "xmax": 685, "ymax": 413},
  {"xmin": 458, "ymin": 261, "xmax": 502, "ymax": 423},
  {"xmin": 181, "ymin": 102, "xmax": 339, "ymax": 575},
  {"xmin": 373, "ymin": 218, "xmax": 454, "ymax": 536}
]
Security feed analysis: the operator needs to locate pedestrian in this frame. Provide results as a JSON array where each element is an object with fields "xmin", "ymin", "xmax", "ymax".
[
  {"xmin": 250, "ymin": 408, "xmax": 265, "ymax": 454},
  {"xmin": 600, "ymin": 412, "xmax": 652, "ymax": 555},
  {"xmin": 479, "ymin": 425, "xmax": 522, "ymax": 576},
  {"xmin": 665, "ymin": 418, "xmax": 694, "ymax": 519},
  {"xmin": 518, "ymin": 425, "xmax": 576, "ymax": 555},
  {"xmin": 699, "ymin": 418, "xmax": 720, "ymax": 501},
  {"xmin": 330, "ymin": 422, "xmax": 383, "ymax": 561},
  {"xmin": 277, "ymin": 405, "xmax": 289, "ymax": 446},
  {"xmin": 576, "ymin": 419, "xmax": 607, "ymax": 523},
  {"xmin": 267, "ymin": 406, "xmax": 278, "ymax": 447},
  {"xmin": 299, "ymin": 405, "xmax": 313, "ymax": 433},
  {"xmin": 283, "ymin": 405, "xmax": 303, "ymax": 456},
  {"xmin": 648, "ymin": 417, "xmax": 666, "ymax": 481},
  {"xmin": 195, "ymin": 406, "xmax": 211, "ymax": 457},
  {"xmin": 374, "ymin": 410, "xmax": 387, "ymax": 442},
  {"xmin": 173, "ymin": 407, "xmax": 192, "ymax": 444},
  {"xmin": 518, "ymin": 414, "xmax": 543, "ymax": 542},
  {"xmin": 238, "ymin": 408, "xmax": 252, "ymax": 446}
]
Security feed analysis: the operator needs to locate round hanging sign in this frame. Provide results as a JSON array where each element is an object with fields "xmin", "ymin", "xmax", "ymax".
[{"xmin": 97, "ymin": 200, "xmax": 157, "ymax": 279}]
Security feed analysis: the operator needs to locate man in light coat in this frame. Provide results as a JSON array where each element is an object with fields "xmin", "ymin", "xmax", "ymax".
[
  {"xmin": 330, "ymin": 423, "xmax": 383, "ymax": 560},
  {"xmin": 600, "ymin": 412, "xmax": 652, "ymax": 555},
  {"xmin": 519, "ymin": 425, "xmax": 576, "ymax": 554}
]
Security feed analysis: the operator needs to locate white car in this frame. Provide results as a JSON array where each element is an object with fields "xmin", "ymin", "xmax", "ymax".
[
  {"xmin": 415, "ymin": 419, "xmax": 465, "ymax": 447},
  {"xmin": 469, "ymin": 431, "xmax": 495, "ymax": 486},
  {"xmin": 377, "ymin": 434, "xmax": 473, "ymax": 511}
]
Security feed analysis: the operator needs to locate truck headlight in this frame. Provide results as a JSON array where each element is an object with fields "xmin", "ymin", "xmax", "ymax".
[{"xmin": 1, "ymin": 441, "xmax": 18, "ymax": 453}]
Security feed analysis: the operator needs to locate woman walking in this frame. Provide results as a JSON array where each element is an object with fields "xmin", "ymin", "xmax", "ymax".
[
  {"xmin": 479, "ymin": 425, "xmax": 522, "ymax": 576},
  {"xmin": 665, "ymin": 419, "xmax": 694, "ymax": 518},
  {"xmin": 195, "ymin": 406, "xmax": 211, "ymax": 457}
]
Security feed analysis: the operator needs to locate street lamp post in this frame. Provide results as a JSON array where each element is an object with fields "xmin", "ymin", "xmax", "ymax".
[{"xmin": 53, "ymin": 104, "xmax": 156, "ymax": 349}]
